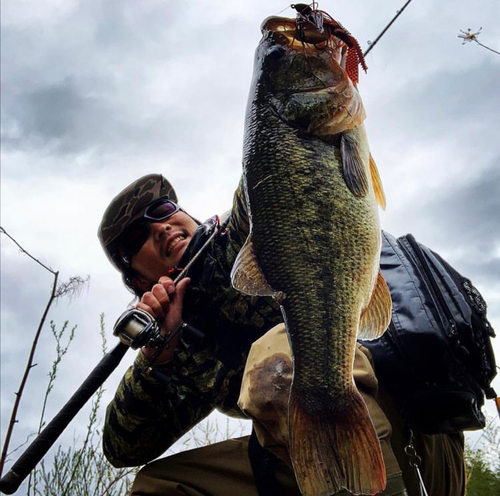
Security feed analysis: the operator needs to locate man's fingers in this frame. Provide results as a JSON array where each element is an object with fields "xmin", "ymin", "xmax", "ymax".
[
  {"xmin": 158, "ymin": 276, "xmax": 176, "ymax": 294},
  {"xmin": 138, "ymin": 278, "xmax": 190, "ymax": 328},
  {"xmin": 151, "ymin": 283, "xmax": 171, "ymax": 313},
  {"xmin": 140, "ymin": 289, "xmax": 167, "ymax": 319},
  {"xmin": 175, "ymin": 277, "xmax": 191, "ymax": 298},
  {"xmin": 173, "ymin": 278, "xmax": 191, "ymax": 308},
  {"xmin": 136, "ymin": 301, "xmax": 157, "ymax": 318}
]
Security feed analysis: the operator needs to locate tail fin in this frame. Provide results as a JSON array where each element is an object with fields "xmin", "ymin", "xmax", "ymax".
[{"xmin": 288, "ymin": 388, "xmax": 386, "ymax": 496}]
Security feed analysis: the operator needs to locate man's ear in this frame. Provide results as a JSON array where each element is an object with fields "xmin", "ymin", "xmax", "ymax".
[{"xmin": 131, "ymin": 275, "xmax": 152, "ymax": 294}]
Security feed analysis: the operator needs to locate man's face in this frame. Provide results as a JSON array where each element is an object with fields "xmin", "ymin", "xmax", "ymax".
[{"xmin": 130, "ymin": 211, "xmax": 198, "ymax": 284}]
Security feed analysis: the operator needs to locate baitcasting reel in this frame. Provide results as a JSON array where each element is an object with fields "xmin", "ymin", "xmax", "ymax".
[
  {"xmin": 113, "ymin": 308, "xmax": 205, "ymax": 351},
  {"xmin": 113, "ymin": 308, "xmax": 165, "ymax": 350}
]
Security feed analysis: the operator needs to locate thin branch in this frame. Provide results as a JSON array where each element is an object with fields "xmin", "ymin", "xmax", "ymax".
[
  {"xmin": 0, "ymin": 228, "xmax": 89, "ymax": 479},
  {"xmin": 474, "ymin": 40, "xmax": 500, "ymax": 56},
  {"xmin": 0, "ymin": 270, "xmax": 60, "ymax": 477},
  {"xmin": 55, "ymin": 276, "xmax": 90, "ymax": 300},
  {"xmin": 0, "ymin": 227, "xmax": 56, "ymax": 275}
]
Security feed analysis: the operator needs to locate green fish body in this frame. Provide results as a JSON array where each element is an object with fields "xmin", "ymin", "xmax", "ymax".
[{"xmin": 232, "ymin": 15, "xmax": 392, "ymax": 496}]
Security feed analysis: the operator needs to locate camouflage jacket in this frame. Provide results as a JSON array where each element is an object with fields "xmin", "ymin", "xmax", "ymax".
[{"xmin": 103, "ymin": 182, "xmax": 282, "ymax": 467}]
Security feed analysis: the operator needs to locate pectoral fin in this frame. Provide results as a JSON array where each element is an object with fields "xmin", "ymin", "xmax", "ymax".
[
  {"xmin": 358, "ymin": 270, "xmax": 392, "ymax": 340},
  {"xmin": 340, "ymin": 132, "xmax": 369, "ymax": 198},
  {"xmin": 231, "ymin": 235, "xmax": 284, "ymax": 300},
  {"xmin": 369, "ymin": 154, "xmax": 387, "ymax": 210}
]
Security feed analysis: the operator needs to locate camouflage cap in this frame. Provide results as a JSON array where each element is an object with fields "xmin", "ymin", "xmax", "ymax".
[{"xmin": 98, "ymin": 174, "xmax": 178, "ymax": 272}]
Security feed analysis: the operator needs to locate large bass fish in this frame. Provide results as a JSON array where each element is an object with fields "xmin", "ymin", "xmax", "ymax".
[{"xmin": 231, "ymin": 7, "xmax": 392, "ymax": 496}]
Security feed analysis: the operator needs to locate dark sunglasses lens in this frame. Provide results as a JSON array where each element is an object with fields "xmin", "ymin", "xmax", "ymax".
[
  {"xmin": 122, "ymin": 222, "xmax": 149, "ymax": 254},
  {"xmin": 146, "ymin": 200, "xmax": 178, "ymax": 220}
]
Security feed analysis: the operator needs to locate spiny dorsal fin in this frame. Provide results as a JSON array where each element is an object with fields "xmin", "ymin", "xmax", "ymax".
[
  {"xmin": 369, "ymin": 154, "xmax": 387, "ymax": 210},
  {"xmin": 358, "ymin": 270, "xmax": 392, "ymax": 340},
  {"xmin": 340, "ymin": 132, "xmax": 369, "ymax": 198}
]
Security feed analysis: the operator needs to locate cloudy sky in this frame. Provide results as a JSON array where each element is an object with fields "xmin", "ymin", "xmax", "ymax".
[{"xmin": 1, "ymin": 0, "xmax": 500, "ymax": 491}]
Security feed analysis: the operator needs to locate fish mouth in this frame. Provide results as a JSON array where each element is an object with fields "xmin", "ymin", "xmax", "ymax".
[
  {"xmin": 260, "ymin": 15, "xmax": 347, "ymax": 69},
  {"xmin": 257, "ymin": 14, "xmax": 366, "ymax": 133}
]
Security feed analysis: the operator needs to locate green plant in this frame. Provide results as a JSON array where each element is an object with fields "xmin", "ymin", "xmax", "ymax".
[
  {"xmin": 0, "ymin": 227, "xmax": 88, "ymax": 480},
  {"xmin": 27, "ymin": 314, "xmax": 136, "ymax": 496},
  {"xmin": 176, "ymin": 416, "xmax": 250, "ymax": 453},
  {"xmin": 465, "ymin": 416, "xmax": 500, "ymax": 496}
]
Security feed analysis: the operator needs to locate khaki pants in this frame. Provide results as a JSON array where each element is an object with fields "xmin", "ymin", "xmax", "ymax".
[
  {"xmin": 131, "ymin": 437, "xmax": 298, "ymax": 496},
  {"xmin": 131, "ymin": 436, "xmax": 408, "ymax": 496},
  {"xmin": 131, "ymin": 324, "xmax": 464, "ymax": 496},
  {"xmin": 377, "ymin": 384, "xmax": 466, "ymax": 496}
]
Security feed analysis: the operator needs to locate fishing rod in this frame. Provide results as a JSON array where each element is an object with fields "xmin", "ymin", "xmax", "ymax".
[
  {"xmin": 363, "ymin": 0, "xmax": 414, "ymax": 57},
  {"xmin": 0, "ymin": 308, "xmax": 196, "ymax": 495},
  {"xmin": 0, "ymin": 219, "xmax": 224, "ymax": 494},
  {"xmin": 0, "ymin": 303, "xmax": 196, "ymax": 495}
]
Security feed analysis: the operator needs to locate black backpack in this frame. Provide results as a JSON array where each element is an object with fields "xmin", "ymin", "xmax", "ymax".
[{"xmin": 361, "ymin": 231, "xmax": 498, "ymax": 434}]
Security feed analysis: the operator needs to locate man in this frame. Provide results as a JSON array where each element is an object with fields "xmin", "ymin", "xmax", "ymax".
[{"xmin": 98, "ymin": 173, "xmax": 465, "ymax": 496}]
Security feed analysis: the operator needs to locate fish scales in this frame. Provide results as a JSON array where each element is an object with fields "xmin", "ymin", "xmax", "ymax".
[
  {"xmin": 247, "ymin": 123, "xmax": 378, "ymax": 391},
  {"xmin": 232, "ymin": 13, "xmax": 392, "ymax": 496}
]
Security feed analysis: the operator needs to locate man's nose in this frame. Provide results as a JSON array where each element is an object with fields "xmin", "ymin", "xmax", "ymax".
[{"xmin": 150, "ymin": 221, "xmax": 171, "ymax": 238}]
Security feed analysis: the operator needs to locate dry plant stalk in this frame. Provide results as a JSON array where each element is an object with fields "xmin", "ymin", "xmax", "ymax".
[
  {"xmin": 0, "ymin": 226, "xmax": 88, "ymax": 478},
  {"xmin": 458, "ymin": 27, "xmax": 500, "ymax": 55}
]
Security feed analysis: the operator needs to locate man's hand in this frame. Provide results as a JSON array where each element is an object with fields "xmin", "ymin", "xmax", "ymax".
[{"xmin": 137, "ymin": 276, "xmax": 190, "ymax": 364}]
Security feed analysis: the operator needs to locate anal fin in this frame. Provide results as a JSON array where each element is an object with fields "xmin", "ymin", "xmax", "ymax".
[{"xmin": 358, "ymin": 270, "xmax": 392, "ymax": 340}]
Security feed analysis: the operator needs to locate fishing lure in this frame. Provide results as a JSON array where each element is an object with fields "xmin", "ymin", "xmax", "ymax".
[{"xmin": 292, "ymin": 2, "xmax": 368, "ymax": 83}]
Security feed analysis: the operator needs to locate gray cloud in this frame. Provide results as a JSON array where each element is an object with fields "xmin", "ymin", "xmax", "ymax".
[
  {"xmin": 1, "ymin": 8, "xmax": 251, "ymax": 168},
  {"xmin": 384, "ymin": 157, "xmax": 500, "ymax": 290},
  {"xmin": 399, "ymin": 60, "xmax": 499, "ymax": 140},
  {"xmin": 2, "ymin": 1, "xmax": 500, "ymax": 481},
  {"xmin": 420, "ymin": 157, "xmax": 500, "ymax": 246},
  {"xmin": 367, "ymin": 59, "xmax": 500, "ymax": 154},
  {"xmin": 2, "ymin": 78, "xmax": 104, "ymax": 152},
  {"xmin": 423, "ymin": 160, "xmax": 500, "ymax": 284}
]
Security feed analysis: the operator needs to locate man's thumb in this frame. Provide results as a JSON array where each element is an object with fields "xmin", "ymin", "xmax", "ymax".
[{"xmin": 166, "ymin": 278, "xmax": 190, "ymax": 328}]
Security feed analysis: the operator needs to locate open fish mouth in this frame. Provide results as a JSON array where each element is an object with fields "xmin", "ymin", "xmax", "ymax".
[
  {"xmin": 261, "ymin": 10, "xmax": 367, "ymax": 86},
  {"xmin": 261, "ymin": 16, "xmax": 348, "ymax": 70},
  {"xmin": 258, "ymin": 15, "xmax": 365, "ymax": 130}
]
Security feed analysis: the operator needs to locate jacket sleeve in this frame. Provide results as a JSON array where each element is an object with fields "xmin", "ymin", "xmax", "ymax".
[{"xmin": 103, "ymin": 351, "xmax": 214, "ymax": 467}]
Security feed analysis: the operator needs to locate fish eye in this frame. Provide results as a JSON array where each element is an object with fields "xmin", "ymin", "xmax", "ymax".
[{"xmin": 267, "ymin": 45, "xmax": 286, "ymax": 61}]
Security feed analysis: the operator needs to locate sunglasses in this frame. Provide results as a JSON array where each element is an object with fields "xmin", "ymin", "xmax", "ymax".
[{"xmin": 120, "ymin": 197, "xmax": 180, "ymax": 261}]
